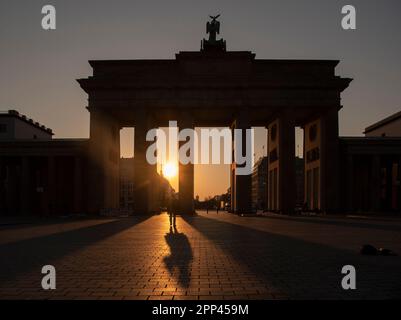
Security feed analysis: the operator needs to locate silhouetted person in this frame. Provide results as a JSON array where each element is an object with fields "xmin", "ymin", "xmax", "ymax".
[
  {"xmin": 168, "ymin": 196, "xmax": 177, "ymax": 227},
  {"xmin": 169, "ymin": 209, "xmax": 176, "ymax": 227},
  {"xmin": 216, "ymin": 205, "xmax": 219, "ymax": 214}
]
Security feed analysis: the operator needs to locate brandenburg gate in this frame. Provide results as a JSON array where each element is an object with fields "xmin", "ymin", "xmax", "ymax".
[{"xmin": 78, "ymin": 18, "xmax": 351, "ymax": 215}]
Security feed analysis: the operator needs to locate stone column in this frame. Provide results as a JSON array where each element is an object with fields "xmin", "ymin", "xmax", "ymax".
[
  {"xmin": 88, "ymin": 110, "xmax": 120, "ymax": 214},
  {"xmin": 398, "ymin": 157, "xmax": 401, "ymax": 212},
  {"xmin": 230, "ymin": 149, "xmax": 235, "ymax": 213},
  {"xmin": 385, "ymin": 160, "xmax": 393, "ymax": 210},
  {"xmin": 345, "ymin": 154, "xmax": 354, "ymax": 212},
  {"xmin": 0, "ymin": 158, "xmax": 3, "ymax": 213},
  {"xmin": 7, "ymin": 161, "xmax": 19, "ymax": 215},
  {"xmin": 267, "ymin": 121, "xmax": 277, "ymax": 212},
  {"xmin": 267, "ymin": 114, "xmax": 296, "ymax": 214},
  {"xmin": 133, "ymin": 113, "xmax": 155, "ymax": 214},
  {"xmin": 73, "ymin": 156, "xmax": 83, "ymax": 213},
  {"xmin": 178, "ymin": 116, "xmax": 195, "ymax": 214},
  {"xmin": 108, "ymin": 125, "xmax": 120, "ymax": 211},
  {"xmin": 320, "ymin": 108, "xmax": 340, "ymax": 213},
  {"xmin": 47, "ymin": 156, "xmax": 55, "ymax": 215},
  {"xmin": 278, "ymin": 114, "xmax": 296, "ymax": 215},
  {"xmin": 20, "ymin": 157, "xmax": 30, "ymax": 215},
  {"xmin": 231, "ymin": 112, "xmax": 253, "ymax": 214},
  {"xmin": 370, "ymin": 155, "xmax": 381, "ymax": 212},
  {"xmin": 88, "ymin": 111, "xmax": 107, "ymax": 213}
]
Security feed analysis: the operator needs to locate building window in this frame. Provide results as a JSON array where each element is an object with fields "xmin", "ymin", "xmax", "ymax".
[{"xmin": 0, "ymin": 123, "xmax": 7, "ymax": 133}]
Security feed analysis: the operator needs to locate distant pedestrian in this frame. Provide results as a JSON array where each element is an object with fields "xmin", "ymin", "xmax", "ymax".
[
  {"xmin": 169, "ymin": 209, "xmax": 176, "ymax": 227},
  {"xmin": 167, "ymin": 195, "xmax": 177, "ymax": 227}
]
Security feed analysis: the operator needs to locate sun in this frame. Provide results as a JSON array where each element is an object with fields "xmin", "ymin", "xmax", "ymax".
[{"xmin": 163, "ymin": 162, "xmax": 178, "ymax": 179}]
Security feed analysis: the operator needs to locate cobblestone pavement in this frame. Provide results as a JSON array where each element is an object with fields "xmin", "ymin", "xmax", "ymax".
[{"xmin": 1, "ymin": 211, "xmax": 401, "ymax": 300}]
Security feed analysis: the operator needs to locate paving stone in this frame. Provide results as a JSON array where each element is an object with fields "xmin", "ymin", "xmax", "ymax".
[{"xmin": 0, "ymin": 212, "xmax": 400, "ymax": 299}]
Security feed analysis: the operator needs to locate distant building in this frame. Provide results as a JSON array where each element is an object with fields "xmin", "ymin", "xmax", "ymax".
[
  {"xmin": 158, "ymin": 171, "xmax": 176, "ymax": 209},
  {"xmin": 0, "ymin": 138, "xmax": 87, "ymax": 216},
  {"xmin": 340, "ymin": 137, "xmax": 401, "ymax": 212},
  {"xmin": 252, "ymin": 157, "xmax": 268, "ymax": 211},
  {"xmin": 337, "ymin": 109, "xmax": 401, "ymax": 213},
  {"xmin": 0, "ymin": 105, "xmax": 400, "ymax": 215},
  {"xmin": 0, "ymin": 110, "xmax": 53, "ymax": 140},
  {"xmin": 364, "ymin": 110, "xmax": 401, "ymax": 137},
  {"xmin": 0, "ymin": 110, "xmax": 174, "ymax": 216},
  {"xmin": 119, "ymin": 158, "xmax": 174, "ymax": 212},
  {"xmin": 0, "ymin": 110, "xmax": 85, "ymax": 216},
  {"xmin": 252, "ymin": 156, "xmax": 304, "ymax": 212}
]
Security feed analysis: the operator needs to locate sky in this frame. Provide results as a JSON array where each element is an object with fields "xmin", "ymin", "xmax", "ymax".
[{"xmin": 1, "ymin": 0, "xmax": 401, "ymax": 199}]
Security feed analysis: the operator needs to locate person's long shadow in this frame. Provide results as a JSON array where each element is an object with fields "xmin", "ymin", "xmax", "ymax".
[
  {"xmin": 0, "ymin": 215, "xmax": 151, "ymax": 286},
  {"xmin": 182, "ymin": 214, "xmax": 401, "ymax": 299},
  {"xmin": 163, "ymin": 226, "xmax": 193, "ymax": 288}
]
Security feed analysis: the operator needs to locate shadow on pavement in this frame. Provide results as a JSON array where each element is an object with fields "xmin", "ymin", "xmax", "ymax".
[
  {"xmin": 182, "ymin": 214, "xmax": 401, "ymax": 299},
  {"xmin": 163, "ymin": 225, "xmax": 193, "ymax": 288},
  {"xmin": 0, "ymin": 215, "xmax": 151, "ymax": 287}
]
